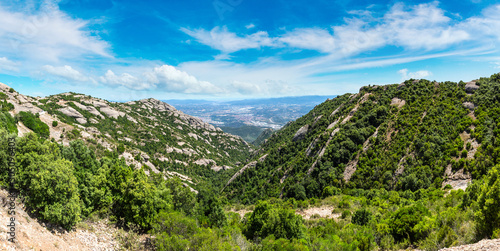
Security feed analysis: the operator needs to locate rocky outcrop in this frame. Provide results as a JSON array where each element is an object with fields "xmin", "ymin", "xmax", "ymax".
[
  {"xmin": 73, "ymin": 102, "xmax": 104, "ymax": 118},
  {"xmin": 58, "ymin": 107, "xmax": 87, "ymax": 124},
  {"xmin": 194, "ymin": 158, "xmax": 216, "ymax": 166},
  {"xmin": 465, "ymin": 81, "xmax": 479, "ymax": 94},
  {"xmin": 224, "ymin": 154, "xmax": 268, "ymax": 189},
  {"xmin": 463, "ymin": 102, "xmax": 475, "ymax": 110},
  {"xmin": 99, "ymin": 106, "xmax": 125, "ymax": 119},
  {"xmin": 293, "ymin": 125, "xmax": 309, "ymax": 142}
]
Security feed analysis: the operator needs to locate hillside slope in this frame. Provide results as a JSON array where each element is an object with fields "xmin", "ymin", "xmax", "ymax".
[
  {"xmin": 0, "ymin": 83, "xmax": 252, "ymax": 190},
  {"xmin": 224, "ymin": 74, "xmax": 500, "ymax": 204}
]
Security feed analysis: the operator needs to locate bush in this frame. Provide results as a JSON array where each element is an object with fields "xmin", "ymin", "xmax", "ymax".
[
  {"xmin": 27, "ymin": 159, "xmax": 82, "ymax": 230},
  {"xmin": 244, "ymin": 200, "xmax": 305, "ymax": 240},
  {"xmin": 9, "ymin": 88, "xmax": 14, "ymax": 93},
  {"xmin": 52, "ymin": 121, "xmax": 58, "ymax": 127},
  {"xmin": 352, "ymin": 208, "xmax": 372, "ymax": 226},
  {"xmin": 117, "ymin": 143, "xmax": 125, "ymax": 154},
  {"xmin": 390, "ymin": 203, "xmax": 430, "ymax": 242},
  {"xmin": 475, "ymin": 164, "xmax": 500, "ymax": 239},
  {"xmin": 341, "ymin": 210, "xmax": 351, "ymax": 219},
  {"xmin": 16, "ymin": 111, "xmax": 49, "ymax": 138}
]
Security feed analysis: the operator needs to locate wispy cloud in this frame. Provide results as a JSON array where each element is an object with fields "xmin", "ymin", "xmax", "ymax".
[
  {"xmin": 0, "ymin": 57, "xmax": 19, "ymax": 72},
  {"xmin": 245, "ymin": 23, "xmax": 255, "ymax": 29},
  {"xmin": 398, "ymin": 68, "xmax": 432, "ymax": 80},
  {"xmin": 0, "ymin": 2, "xmax": 110, "ymax": 63},
  {"xmin": 42, "ymin": 65, "xmax": 89, "ymax": 82},
  {"xmin": 183, "ymin": 2, "xmax": 476, "ymax": 57},
  {"xmin": 180, "ymin": 26, "xmax": 279, "ymax": 55}
]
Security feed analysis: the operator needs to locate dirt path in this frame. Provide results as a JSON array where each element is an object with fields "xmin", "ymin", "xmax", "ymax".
[
  {"xmin": 230, "ymin": 205, "xmax": 341, "ymax": 220},
  {"xmin": 0, "ymin": 189, "xmax": 149, "ymax": 251}
]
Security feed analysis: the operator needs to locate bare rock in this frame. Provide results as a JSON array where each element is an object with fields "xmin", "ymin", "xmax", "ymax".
[
  {"xmin": 58, "ymin": 107, "xmax": 87, "ymax": 124},
  {"xmin": 73, "ymin": 102, "xmax": 104, "ymax": 118},
  {"xmin": 465, "ymin": 81, "xmax": 479, "ymax": 94},
  {"xmin": 463, "ymin": 102, "xmax": 476, "ymax": 110},
  {"xmin": 194, "ymin": 158, "xmax": 216, "ymax": 166},
  {"xmin": 293, "ymin": 125, "xmax": 309, "ymax": 142}
]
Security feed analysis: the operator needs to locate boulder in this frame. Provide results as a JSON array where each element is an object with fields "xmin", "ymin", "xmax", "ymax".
[
  {"xmin": 463, "ymin": 102, "xmax": 476, "ymax": 110},
  {"xmin": 465, "ymin": 81, "xmax": 479, "ymax": 94}
]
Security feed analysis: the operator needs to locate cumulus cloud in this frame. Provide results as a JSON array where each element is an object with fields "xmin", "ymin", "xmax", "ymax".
[
  {"xmin": 398, "ymin": 68, "xmax": 432, "ymax": 80},
  {"xmin": 0, "ymin": 2, "xmax": 110, "ymax": 63},
  {"xmin": 99, "ymin": 65, "xmax": 224, "ymax": 94},
  {"xmin": 42, "ymin": 65, "xmax": 89, "ymax": 82}
]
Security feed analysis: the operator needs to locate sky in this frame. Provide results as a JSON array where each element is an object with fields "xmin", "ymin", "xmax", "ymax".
[{"xmin": 0, "ymin": 0, "xmax": 500, "ymax": 101}]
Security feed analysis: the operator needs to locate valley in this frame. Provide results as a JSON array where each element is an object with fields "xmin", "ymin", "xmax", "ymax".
[{"xmin": 1, "ymin": 74, "xmax": 500, "ymax": 250}]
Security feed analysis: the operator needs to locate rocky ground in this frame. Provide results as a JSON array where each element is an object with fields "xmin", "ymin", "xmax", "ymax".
[
  {"xmin": 439, "ymin": 238, "xmax": 500, "ymax": 251},
  {"xmin": 0, "ymin": 189, "xmax": 150, "ymax": 251}
]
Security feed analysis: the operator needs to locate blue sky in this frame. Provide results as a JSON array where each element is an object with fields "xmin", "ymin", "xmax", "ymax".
[{"xmin": 0, "ymin": 0, "xmax": 500, "ymax": 101}]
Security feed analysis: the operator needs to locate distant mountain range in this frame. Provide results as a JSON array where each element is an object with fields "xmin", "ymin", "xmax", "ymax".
[{"xmin": 163, "ymin": 95, "xmax": 336, "ymax": 143}]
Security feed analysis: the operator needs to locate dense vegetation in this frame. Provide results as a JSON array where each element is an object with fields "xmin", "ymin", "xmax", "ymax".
[{"xmin": 1, "ymin": 73, "xmax": 500, "ymax": 250}]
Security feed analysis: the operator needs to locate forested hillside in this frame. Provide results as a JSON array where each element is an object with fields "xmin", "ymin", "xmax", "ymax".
[
  {"xmin": 224, "ymin": 74, "xmax": 499, "ymax": 203},
  {"xmin": 1, "ymin": 74, "xmax": 500, "ymax": 250}
]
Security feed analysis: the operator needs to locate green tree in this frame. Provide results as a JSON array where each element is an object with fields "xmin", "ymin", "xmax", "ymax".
[
  {"xmin": 475, "ymin": 164, "xmax": 500, "ymax": 238},
  {"xmin": 352, "ymin": 208, "xmax": 372, "ymax": 226},
  {"xmin": 244, "ymin": 200, "xmax": 305, "ymax": 241},
  {"xmin": 27, "ymin": 158, "xmax": 82, "ymax": 230}
]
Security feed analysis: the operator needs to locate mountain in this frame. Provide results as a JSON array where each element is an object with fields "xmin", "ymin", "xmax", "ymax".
[
  {"xmin": 2, "ymin": 75, "xmax": 500, "ymax": 251},
  {"xmin": 0, "ymin": 83, "xmax": 252, "ymax": 191},
  {"xmin": 164, "ymin": 95, "xmax": 334, "ymax": 142},
  {"xmin": 223, "ymin": 75, "xmax": 499, "ymax": 204}
]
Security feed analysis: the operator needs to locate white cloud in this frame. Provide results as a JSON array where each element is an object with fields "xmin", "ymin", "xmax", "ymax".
[
  {"xmin": 398, "ymin": 68, "xmax": 432, "ymax": 80},
  {"xmin": 279, "ymin": 28, "xmax": 336, "ymax": 53},
  {"xmin": 245, "ymin": 23, "xmax": 255, "ymax": 29},
  {"xmin": 180, "ymin": 26, "xmax": 279, "ymax": 54},
  {"xmin": 99, "ymin": 65, "xmax": 224, "ymax": 94},
  {"xmin": 0, "ymin": 57, "xmax": 19, "ymax": 72},
  {"xmin": 0, "ymin": 2, "xmax": 110, "ymax": 63},
  {"xmin": 42, "ymin": 65, "xmax": 89, "ymax": 82},
  {"xmin": 463, "ymin": 5, "xmax": 500, "ymax": 41},
  {"xmin": 183, "ymin": 2, "xmax": 474, "ymax": 57}
]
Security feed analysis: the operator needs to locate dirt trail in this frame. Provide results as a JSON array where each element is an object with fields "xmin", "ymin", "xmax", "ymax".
[
  {"xmin": 230, "ymin": 205, "xmax": 341, "ymax": 220},
  {"xmin": 0, "ymin": 189, "xmax": 149, "ymax": 251}
]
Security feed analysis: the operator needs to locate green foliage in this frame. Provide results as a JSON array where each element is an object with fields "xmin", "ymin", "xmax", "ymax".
[
  {"xmin": 16, "ymin": 111, "xmax": 49, "ymax": 138},
  {"xmin": 52, "ymin": 120, "xmax": 58, "ymax": 127},
  {"xmin": 117, "ymin": 143, "xmax": 125, "ymax": 154},
  {"xmin": 9, "ymin": 87, "xmax": 14, "ymax": 93},
  {"xmin": 244, "ymin": 200, "xmax": 305, "ymax": 241},
  {"xmin": 475, "ymin": 164, "xmax": 500, "ymax": 239},
  {"xmin": 390, "ymin": 203, "xmax": 430, "ymax": 242},
  {"xmin": 28, "ymin": 159, "xmax": 82, "ymax": 230},
  {"xmin": 352, "ymin": 208, "xmax": 372, "ymax": 226}
]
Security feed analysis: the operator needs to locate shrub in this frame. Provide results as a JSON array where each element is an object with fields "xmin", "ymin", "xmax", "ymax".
[
  {"xmin": 244, "ymin": 200, "xmax": 305, "ymax": 240},
  {"xmin": 390, "ymin": 203, "xmax": 430, "ymax": 242},
  {"xmin": 352, "ymin": 208, "xmax": 372, "ymax": 226},
  {"xmin": 475, "ymin": 164, "xmax": 500, "ymax": 239},
  {"xmin": 9, "ymin": 88, "xmax": 14, "ymax": 93},
  {"xmin": 16, "ymin": 111, "xmax": 49, "ymax": 138},
  {"xmin": 52, "ymin": 121, "xmax": 58, "ymax": 127},
  {"xmin": 341, "ymin": 210, "xmax": 351, "ymax": 219},
  {"xmin": 117, "ymin": 143, "xmax": 125, "ymax": 154}
]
